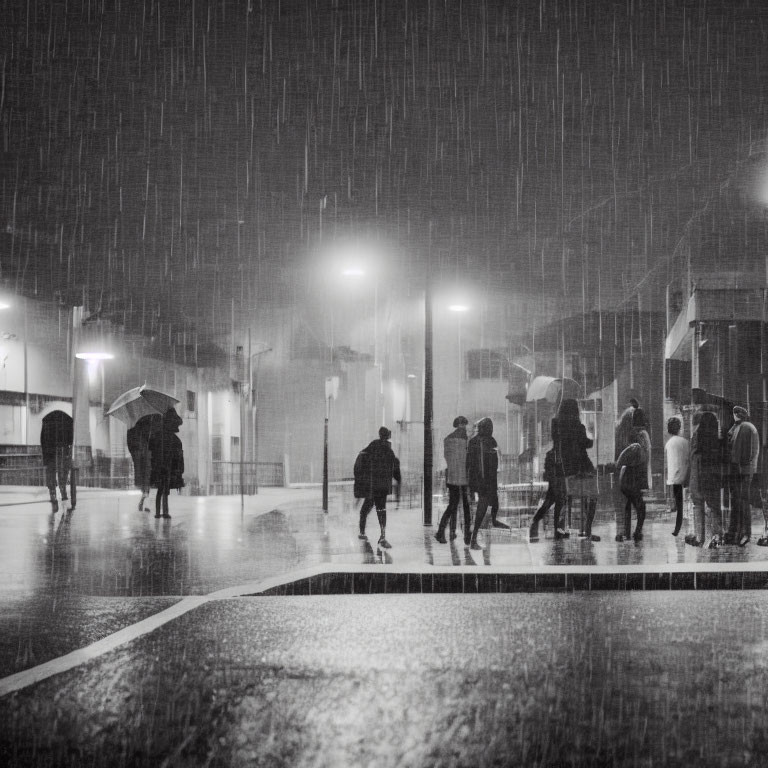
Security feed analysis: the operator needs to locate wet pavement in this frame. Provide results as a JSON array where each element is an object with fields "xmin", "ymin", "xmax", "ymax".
[
  {"xmin": 2, "ymin": 485, "xmax": 768, "ymax": 765},
  {"xmin": 3, "ymin": 591, "xmax": 768, "ymax": 767}
]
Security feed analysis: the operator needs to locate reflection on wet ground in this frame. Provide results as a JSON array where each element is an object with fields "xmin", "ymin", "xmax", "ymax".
[
  {"xmin": 3, "ymin": 592, "xmax": 768, "ymax": 768},
  {"xmin": 2, "ymin": 487, "xmax": 768, "ymax": 678}
]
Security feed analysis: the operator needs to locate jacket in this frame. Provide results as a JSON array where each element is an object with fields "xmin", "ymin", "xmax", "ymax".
[
  {"xmin": 552, "ymin": 417, "xmax": 595, "ymax": 477},
  {"xmin": 149, "ymin": 426, "xmax": 185, "ymax": 490},
  {"xmin": 353, "ymin": 439, "xmax": 401, "ymax": 498},
  {"xmin": 728, "ymin": 420, "xmax": 760, "ymax": 475},
  {"xmin": 689, "ymin": 428, "xmax": 725, "ymax": 498},
  {"xmin": 664, "ymin": 435, "xmax": 690, "ymax": 486},
  {"xmin": 443, "ymin": 428, "xmax": 468, "ymax": 486},
  {"xmin": 40, "ymin": 411, "xmax": 73, "ymax": 464},
  {"xmin": 467, "ymin": 418, "xmax": 498, "ymax": 495},
  {"xmin": 616, "ymin": 441, "xmax": 648, "ymax": 493}
]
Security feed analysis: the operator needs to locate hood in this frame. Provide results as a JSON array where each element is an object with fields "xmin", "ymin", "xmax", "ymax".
[
  {"xmin": 476, "ymin": 417, "xmax": 494, "ymax": 437},
  {"xmin": 42, "ymin": 410, "xmax": 73, "ymax": 429}
]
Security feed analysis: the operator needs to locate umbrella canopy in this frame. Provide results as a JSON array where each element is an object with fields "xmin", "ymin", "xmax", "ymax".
[{"xmin": 106, "ymin": 385, "xmax": 180, "ymax": 427}]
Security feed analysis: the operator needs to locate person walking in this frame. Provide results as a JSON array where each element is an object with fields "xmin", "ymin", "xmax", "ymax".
[
  {"xmin": 687, "ymin": 410, "xmax": 725, "ymax": 548},
  {"xmin": 127, "ymin": 414, "xmax": 159, "ymax": 512},
  {"xmin": 40, "ymin": 410, "xmax": 73, "ymax": 514},
  {"xmin": 353, "ymin": 426, "xmax": 401, "ymax": 549},
  {"xmin": 664, "ymin": 417, "xmax": 690, "ymax": 537},
  {"xmin": 435, "ymin": 416, "xmax": 472, "ymax": 545},
  {"xmin": 528, "ymin": 447, "xmax": 565, "ymax": 542},
  {"xmin": 552, "ymin": 398, "xmax": 600, "ymax": 541},
  {"xmin": 726, "ymin": 405, "xmax": 759, "ymax": 547},
  {"xmin": 148, "ymin": 408, "xmax": 185, "ymax": 520},
  {"xmin": 467, "ymin": 417, "xmax": 508, "ymax": 550},
  {"xmin": 615, "ymin": 418, "xmax": 650, "ymax": 542}
]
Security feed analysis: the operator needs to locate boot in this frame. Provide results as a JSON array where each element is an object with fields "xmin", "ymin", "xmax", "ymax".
[
  {"xmin": 529, "ymin": 522, "xmax": 540, "ymax": 542},
  {"xmin": 378, "ymin": 527, "xmax": 391, "ymax": 549},
  {"xmin": 49, "ymin": 489, "xmax": 58, "ymax": 513},
  {"xmin": 60, "ymin": 486, "xmax": 68, "ymax": 502}
]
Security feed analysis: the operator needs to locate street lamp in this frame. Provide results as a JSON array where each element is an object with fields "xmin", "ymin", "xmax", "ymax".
[
  {"xmin": 70, "ymin": 308, "xmax": 114, "ymax": 509},
  {"xmin": 423, "ymin": 297, "xmax": 471, "ymax": 527}
]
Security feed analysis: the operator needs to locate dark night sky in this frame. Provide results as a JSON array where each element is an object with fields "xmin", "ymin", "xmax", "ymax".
[{"xmin": 2, "ymin": 0, "xmax": 768, "ymax": 347}]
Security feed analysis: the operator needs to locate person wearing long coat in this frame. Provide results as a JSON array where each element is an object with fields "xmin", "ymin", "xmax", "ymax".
[
  {"xmin": 40, "ymin": 410, "xmax": 73, "ymax": 513},
  {"xmin": 127, "ymin": 414, "xmax": 160, "ymax": 512},
  {"xmin": 726, "ymin": 405, "xmax": 760, "ymax": 547},
  {"xmin": 149, "ymin": 408, "xmax": 184, "ymax": 519},
  {"xmin": 467, "ymin": 417, "xmax": 508, "ymax": 550},
  {"xmin": 354, "ymin": 426, "xmax": 401, "ymax": 548},
  {"xmin": 552, "ymin": 398, "xmax": 599, "ymax": 541},
  {"xmin": 435, "ymin": 416, "xmax": 472, "ymax": 545},
  {"xmin": 688, "ymin": 410, "xmax": 725, "ymax": 548}
]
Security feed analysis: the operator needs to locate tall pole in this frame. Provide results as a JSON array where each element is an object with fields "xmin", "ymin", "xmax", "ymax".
[
  {"xmin": 323, "ymin": 394, "xmax": 329, "ymax": 512},
  {"xmin": 423, "ymin": 275, "xmax": 433, "ymax": 526}
]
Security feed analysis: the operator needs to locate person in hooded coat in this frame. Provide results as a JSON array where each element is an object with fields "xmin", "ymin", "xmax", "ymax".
[
  {"xmin": 40, "ymin": 410, "xmax": 73, "ymax": 513},
  {"xmin": 467, "ymin": 417, "xmax": 509, "ymax": 550},
  {"xmin": 127, "ymin": 414, "xmax": 160, "ymax": 512},
  {"xmin": 353, "ymin": 426, "xmax": 401, "ymax": 549},
  {"xmin": 149, "ymin": 408, "xmax": 184, "ymax": 519}
]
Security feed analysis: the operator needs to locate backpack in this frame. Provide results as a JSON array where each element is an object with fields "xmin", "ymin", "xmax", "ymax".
[
  {"xmin": 353, "ymin": 450, "xmax": 370, "ymax": 499},
  {"xmin": 543, "ymin": 448, "xmax": 557, "ymax": 482}
]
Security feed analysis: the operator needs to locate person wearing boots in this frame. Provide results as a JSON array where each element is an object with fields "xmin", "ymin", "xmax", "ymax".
[
  {"xmin": 148, "ymin": 408, "xmax": 185, "ymax": 519},
  {"xmin": 435, "ymin": 416, "xmax": 472, "ymax": 545},
  {"xmin": 467, "ymin": 417, "xmax": 508, "ymax": 550},
  {"xmin": 353, "ymin": 426, "xmax": 401, "ymax": 549},
  {"xmin": 40, "ymin": 410, "xmax": 73, "ymax": 514},
  {"xmin": 726, "ymin": 405, "xmax": 759, "ymax": 547}
]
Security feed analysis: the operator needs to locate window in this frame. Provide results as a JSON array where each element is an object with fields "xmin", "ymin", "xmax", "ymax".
[
  {"xmin": 466, "ymin": 349, "xmax": 510, "ymax": 380},
  {"xmin": 186, "ymin": 390, "xmax": 196, "ymax": 414}
]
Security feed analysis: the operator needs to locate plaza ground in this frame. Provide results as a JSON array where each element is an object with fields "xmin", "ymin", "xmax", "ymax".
[{"xmin": 1, "ymin": 485, "xmax": 768, "ymax": 766}]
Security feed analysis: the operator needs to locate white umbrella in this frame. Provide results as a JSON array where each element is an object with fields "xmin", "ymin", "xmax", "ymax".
[{"xmin": 106, "ymin": 385, "xmax": 180, "ymax": 427}]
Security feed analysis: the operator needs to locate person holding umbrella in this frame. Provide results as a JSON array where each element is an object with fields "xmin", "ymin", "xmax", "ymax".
[{"xmin": 149, "ymin": 408, "xmax": 185, "ymax": 519}]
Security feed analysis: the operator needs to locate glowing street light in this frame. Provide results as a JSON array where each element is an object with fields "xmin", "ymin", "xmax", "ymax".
[{"xmin": 75, "ymin": 352, "xmax": 114, "ymax": 360}]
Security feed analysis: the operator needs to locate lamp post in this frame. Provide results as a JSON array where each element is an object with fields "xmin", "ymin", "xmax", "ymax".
[
  {"xmin": 71, "ymin": 304, "xmax": 114, "ymax": 509},
  {"xmin": 323, "ymin": 375, "xmax": 339, "ymax": 512},
  {"xmin": 423, "ymin": 279, "xmax": 433, "ymax": 526}
]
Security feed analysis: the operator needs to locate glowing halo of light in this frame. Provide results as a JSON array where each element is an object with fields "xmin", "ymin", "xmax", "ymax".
[
  {"xmin": 448, "ymin": 304, "xmax": 470, "ymax": 312},
  {"xmin": 75, "ymin": 352, "xmax": 115, "ymax": 360}
]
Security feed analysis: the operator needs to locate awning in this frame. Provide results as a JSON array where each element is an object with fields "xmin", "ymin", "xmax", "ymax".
[{"xmin": 525, "ymin": 376, "xmax": 581, "ymax": 403}]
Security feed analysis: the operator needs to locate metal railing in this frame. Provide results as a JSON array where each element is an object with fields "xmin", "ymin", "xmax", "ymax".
[{"xmin": 210, "ymin": 461, "xmax": 285, "ymax": 494}]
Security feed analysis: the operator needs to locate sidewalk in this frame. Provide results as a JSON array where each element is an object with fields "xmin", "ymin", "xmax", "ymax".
[
  {"xmin": 1, "ymin": 484, "xmax": 767, "ymax": 597},
  {"xmin": 1, "ymin": 484, "xmax": 768, "ymax": 683}
]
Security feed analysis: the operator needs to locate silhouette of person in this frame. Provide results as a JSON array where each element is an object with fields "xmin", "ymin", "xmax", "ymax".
[
  {"xmin": 353, "ymin": 426, "xmax": 401, "ymax": 549},
  {"xmin": 149, "ymin": 408, "xmax": 184, "ymax": 519},
  {"xmin": 40, "ymin": 410, "xmax": 73, "ymax": 513},
  {"xmin": 435, "ymin": 416, "xmax": 472, "ymax": 545}
]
